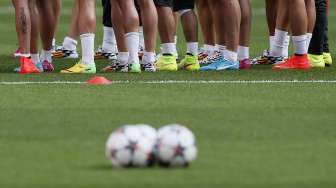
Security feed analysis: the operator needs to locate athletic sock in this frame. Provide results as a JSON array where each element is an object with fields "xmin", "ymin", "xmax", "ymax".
[
  {"xmin": 283, "ymin": 35, "xmax": 290, "ymax": 57},
  {"xmin": 31, "ymin": 54, "xmax": 40, "ymax": 65},
  {"xmin": 292, "ymin": 35, "xmax": 307, "ymax": 55},
  {"xmin": 271, "ymin": 29, "xmax": 288, "ymax": 57},
  {"xmin": 52, "ymin": 38, "xmax": 56, "ymax": 47},
  {"xmin": 63, "ymin": 37, "xmax": 77, "ymax": 51},
  {"xmin": 187, "ymin": 42, "xmax": 198, "ymax": 56},
  {"xmin": 224, "ymin": 49, "xmax": 238, "ymax": 62},
  {"xmin": 142, "ymin": 52, "xmax": 156, "ymax": 64},
  {"xmin": 238, "ymin": 46, "xmax": 249, "ymax": 61},
  {"xmin": 306, "ymin": 33, "xmax": 313, "ymax": 51},
  {"xmin": 20, "ymin": 53, "xmax": 31, "ymax": 58},
  {"xmin": 117, "ymin": 52, "xmax": 129, "ymax": 66},
  {"xmin": 174, "ymin": 35, "xmax": 178, "ymax": 46},
  {"xmin": 139, "ymin": 26, "xmax": 145, "ymax": 51},
  {"xmin": 203, "ymin": 44, "xmax": 216, "ymax": 56},
  {"xmin": 217, "ymin": 45, "xmax": 227, "ymax": 59},
  {"xmin": 269, "ymin": 36, "xmax": 275, "ymax": 52},
  {"xmin": 215, "ymin": 44, "xmax": 225, "ymax": 52},
  {"xmin": 40, "ymin": 49, "xmax": 52, "ymax": 63},
  {"xmin": 161, "ymin": 43, "xmax": 176, "ymax": 55},
  {"xmin": 102, "ymin": 26, "xmax": 117, "ymax": 53},
  {"xmin": 125, "ymin": 32, "xmax": 140, "ymax": 63},
  {"xmin": 80, "ymin": 33, "xmax": 95, "ymax": 65}
]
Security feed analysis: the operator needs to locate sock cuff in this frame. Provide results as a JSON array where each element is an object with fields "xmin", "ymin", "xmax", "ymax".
[
  {"xmin": 275, "ymin": 29, "xmax": 288, "ymax": 35},
  {"xmin": 125, "ymin": 32, "xmax": 140, "ymax": 37},
  {"xmin": 64, "ymin": 37, "xmax": 78, "ymax": 44},
  {"xmin": 80, "ymin": 33, "xmax": 95, "ymax": 38},
  {"xmin": 292, "ymin": 35, "xmax": 307, "ymax": 41}
]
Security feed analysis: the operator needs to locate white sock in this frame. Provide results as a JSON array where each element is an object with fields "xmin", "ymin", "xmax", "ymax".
[
  {"xmin": 283, "ymin": 36, "xmax": 290, "ymax": 57},
  {"xmin": 269, "ymin": 36, "xmax": 275, "ymax": 52},
  {"xmin": 187, "ymin": 42, "xmax": 198, "ymax": 55},
  {"xmin": 224, "ymin": 49, "xmax": 238, "ymax": 62},
  {"xmin": 174, "ymin": 35, "xmax": 178, "ymax": 45},
  {"xmin": 31, "ymin": 53, "xmax": 40, "ymax": 65},
  {"xmin": 306, "ymin": 33, "xmax": 313, "ymax": 51},
  {"xmin": 40, "ymin": 49, "xmax": 52, "ymax": 62},
  {"xmin": 238, "ymin": 46, "xmax": 249, "ymax": 61},
  {"xmin": 117, "ymin": 52, "xmax": 129, "ymax": 65},
  {"xmin": 142, "ymin": 52, "xmax": 156, "ymax": 64},
  {"xmin": 102, "ymin": 26, "xmax": 117, "ymax": 53},
  {"xmin": 125, "ymin": 32, "xmax": 140, "ymax": 63},
  {"xmin": 52, "ymin": 38, "xmax": 56, "ymax": 47},
  {"xmin": 217, "ymin": 45, "xmax": 227, "ymax": 59},
  {"xmin": 203, "ymin": 44, "xmax": 216, "ymax": 55},
  {"xmin": 20, "ymin": 53, "xmax": 31, "ymax": 58},
  {"xmin": 161, "ymin": 43, "xmax": 176, "ymax": 55},
  {"xmin": 292, "ymin": 35, "xmax": 307, "ymax": 55},
  {"xmin": 80, "ymin": 33, "xmax": 95, "ymax": 65},
  {"xmin": 139, "ymin": 26, "xmax": 145, "ymax": 51},
  {"xmin": 215, "ymin": 44, "xmax": 225, "ymax": 52},
  {"xmin": 63, "ymin": 37, "xmax": 77, "ymax": 51},
  {"xmin": 271, "ymin": 29, "xmax": 288, "ymax": 57}
]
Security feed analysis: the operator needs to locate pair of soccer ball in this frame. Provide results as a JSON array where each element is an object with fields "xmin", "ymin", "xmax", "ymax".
[{"xmin": 105, "ymin": 124, "xmax": 197, "ymax": 168}]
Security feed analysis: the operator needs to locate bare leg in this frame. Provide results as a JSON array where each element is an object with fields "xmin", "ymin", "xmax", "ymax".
[
  {"xmin": 265, "ymin": 0, "xmax": 278, "ymax": 36},
  {"xmin": 13, "ymin": 0, "xmax": 31, "ymax": 54},
  {"xmin": 239, "ymin": 0, "xmax": 252, "ymax": 47},
  {"xmin": 214, "ymin": 0, "xmax": 241, "ymax": 52},
  {"xmin": 29, "ymin": 0, "xmax": 38, "ymax": 54},
  {"xmin": 197, "ymin": 0, "xmax": 215, "ymax": 46},
  {"xmin": 157, "ymin": 6, "xmax": 175, "ymax": 44},
  {"xmin": 137, "ymin": 0, "xmax": 158, "ymax": 53},
  {"xmin": 111, "ymin": 0, "xmax": 127, "ymax": 52},
  {"xmin": 36, "ymin": 0, "xmax": 57, "ymax": 51}
]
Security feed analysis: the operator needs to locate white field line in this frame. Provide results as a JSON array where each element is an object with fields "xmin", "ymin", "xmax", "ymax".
[{"xmin": 1, "ymin": 80, "xmax": 336, "ymax": 85}]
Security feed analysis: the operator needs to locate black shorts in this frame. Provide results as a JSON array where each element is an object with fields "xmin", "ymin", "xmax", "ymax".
[
  {"xmin": 154, "ymin": 0, "xmax": 173, "ymax": 7},
  {"xmin": 173, "ymin": 0, "xmax": 195, "ymax": 12},
  {"xmin": 102, "ymin": 0, "xmax": 112, "ymax": 27}
]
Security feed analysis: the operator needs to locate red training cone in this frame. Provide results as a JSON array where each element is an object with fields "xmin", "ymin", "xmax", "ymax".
[{"xmin": 87, "ymin": 76, "xmax": 112, "ymax": 85}]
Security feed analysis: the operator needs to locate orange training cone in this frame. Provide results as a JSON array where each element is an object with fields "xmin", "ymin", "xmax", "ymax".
[{"xmin": 87, "ymin": 76, "xmax": 112, "ymax": 85}]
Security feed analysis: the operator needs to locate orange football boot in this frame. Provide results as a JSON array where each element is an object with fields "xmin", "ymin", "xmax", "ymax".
[
  {"xmin": 19, "ymin": 57, "xmax": 40, "ymax": 74},
  {"xmin": 273, "ymin": 54, "xmax": 311, "ymax": 70}
]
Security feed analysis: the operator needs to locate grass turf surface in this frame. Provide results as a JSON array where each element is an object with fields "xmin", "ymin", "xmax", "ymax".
[{"xmin": 1, "ymin": 1, "xmax": 336, "ymax": 188}]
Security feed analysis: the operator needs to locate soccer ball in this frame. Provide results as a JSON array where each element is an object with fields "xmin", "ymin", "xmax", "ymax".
[
  {"xmin": 137, "ymin": 124, "xmax": 158, "ymax": 144},
  {"xmin": 156, "ymin": 124, "xmax": 197, "ymax": 167},
  {"xmin": 105, "ymin": 125, "xmax": 156, "ymax": 167}
]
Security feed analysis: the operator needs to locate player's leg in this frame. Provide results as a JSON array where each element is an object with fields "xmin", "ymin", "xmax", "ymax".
[
  {"xmin": 273, "ymin": 0, "xmax": 311, "ymax": 70},
  {"xmin": 29, "ymin": 0, "xmax": 42, "ymax": 71},
  {"xmin": 269, "ymin": 0, "xmax": 290, "ymax": 64},
  {"xmin": 196, "ymin": 0, "xmax": 217, "ymax": 66},
  {"xmin": 201, "ymin": 0, "xmax": 240, "ymax": 71},
  {"xmin": 36, "ymin": 0, "xmax": 61, "ymax": 72},
  {"xmin": 114, "ymin": 0, "xmax": 141, "ymax": 73},
  {"xmin": 174, "ymin": 0, "xmax": 200, "ymax": 71},
  {"xmin": 308, "ymin": 0, "xmax": 327, "ymax": 67},
  {"xmin": 238, "ymin": 0, "xmax": 252, "ymax": 69},
  {"xmin": 305, "ymin": 0, "xmax": 316, "ymax": 51},
  {"xmin": 155, "ymin": 0, "xmax": 178, "ymax": 71},
  {"xmin": 13, "ymin": 0, "xmax": 40, "ymax": 73},
  {"xmin": 252, "ymin": 0, "xmax": 290, "ymax": 65},
  {"xmin": 53, "ymin": 3, "xmax": 79, "ymax": 59},
  {"xmin": 323, "ymin": 0, "xmax": 332, "ymax": 66},
  {"xmin": 12, "ymin": 0, "xmax": 31, "ymax": 57},
  {"xmin": 95, "ymin": 0, "xmax": 118, "ymax": 60},
  {"xmin": 137, "ymin": 0, "xmax": 158, "ymax": 72},
  {"xmin": 61, "ymin": 0, "xmax": 97, "ymax": 74},
  {"xmin": 51, "ymin": 0, "xmax": 61, "ymax": 51},
  {"xmin": 105, "ymin": 0, "xmax": 130, "ymax": 72}
]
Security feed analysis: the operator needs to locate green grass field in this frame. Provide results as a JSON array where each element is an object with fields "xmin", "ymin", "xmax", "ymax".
[{"xmin": 1, "ymin": 1, "xmax": 336, "ymax": 188}]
